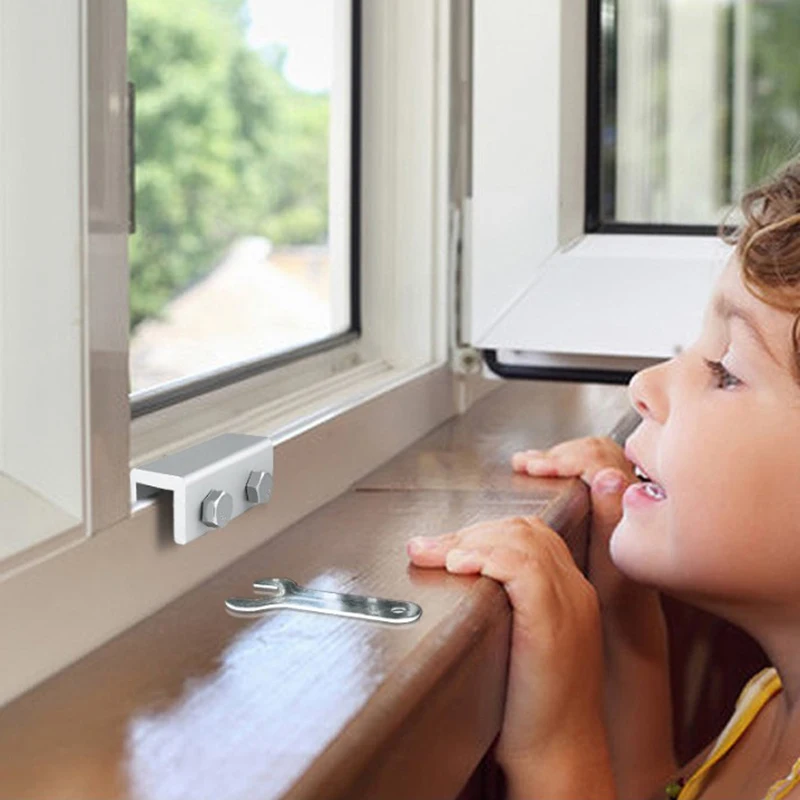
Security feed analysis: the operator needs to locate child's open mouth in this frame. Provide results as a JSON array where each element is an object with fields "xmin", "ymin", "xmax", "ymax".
[
  {"xmin": 641, "ymin": 482, "xmax": 667, "ymax": 500},
  {"xmin": 629, "ymin": 465, "xmax": 668, "ymax": 503}
]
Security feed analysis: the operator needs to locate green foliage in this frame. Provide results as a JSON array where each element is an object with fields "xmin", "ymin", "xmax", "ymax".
[
  {"xmin": 128, "ymin": 0, "xmax": 329, "ymax": 329},
  {"xmin": 749, "ymin": 2, "xmax": 800, "ymax": 185}
]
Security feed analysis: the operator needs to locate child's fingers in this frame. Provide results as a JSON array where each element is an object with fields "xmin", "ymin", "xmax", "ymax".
[
  {"xmin": 442, "ymin": 543, "xmax": 587, "ymax": 629},
  {"xmin": 406, "ymin": 532, "xmax": 460, "ymax": 567},
  {"xmin": 523, "ymin": 448, "xmax": 585, "ymax": 480},
  {"xmin": 407, "ymin": 516, "xmax": 574, "ymax": 572},
  {"xmin": 590, "ymin": 467, "xmax": 632, "ymax": 543},
  {"xmin": 511, "ymin": 450, "xmax": 544, "ymax": 472},
  {"xmin": 406, "ymin": 517, "xmax": 511, "ymax": 561},
  {"xmin": 512, "ymin": 437, "xmax": 635, "ymax": 485},
  {"xmin": 406, "ymin": 514, "xmax": 530, "ymax": 562},
  {"xmin": 443, "ymin": 544, "xmax": 494, "ymax": 574},
  {"xmin": 511, "ymin": 444, "xmax": 587, "ymax": 479},
  {"xmin": 441, "ymin": 544, "xmax": 561, "ymax": 618}
]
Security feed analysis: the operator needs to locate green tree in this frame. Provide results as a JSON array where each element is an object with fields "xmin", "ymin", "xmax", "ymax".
[{"xmin": 128, "ymin": 0, "xmax": 330, "ymax": 329}]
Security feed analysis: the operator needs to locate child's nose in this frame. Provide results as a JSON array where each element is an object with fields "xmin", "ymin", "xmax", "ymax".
[{"xmin": 628, "ymin": 362, "xmax": 669, "ymax": 423}]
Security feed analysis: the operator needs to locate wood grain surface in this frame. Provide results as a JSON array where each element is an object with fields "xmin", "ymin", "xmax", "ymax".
[
  {"xmin": 358, "ymin": 381, "xmax": 633, "ymax": 492},
  {"xmin": 0, "ymin": 381, "xmax": 632, "ymax": 800}
]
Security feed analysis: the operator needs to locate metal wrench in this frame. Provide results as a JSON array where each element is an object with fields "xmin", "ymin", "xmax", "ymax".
[{"xmin": 225, "ymin": 578, "xmax": 422, "ymax": 624}]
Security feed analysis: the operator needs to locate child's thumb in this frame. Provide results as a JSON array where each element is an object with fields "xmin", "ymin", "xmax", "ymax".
[{"xmin": 589, "ymin": 467, "xmax": 630, "ymax": 544}]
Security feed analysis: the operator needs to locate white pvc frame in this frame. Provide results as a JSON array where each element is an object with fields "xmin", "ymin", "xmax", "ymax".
[{"xmin": 132, "ymin": 0, "xmax": 450, "ymax": 463}]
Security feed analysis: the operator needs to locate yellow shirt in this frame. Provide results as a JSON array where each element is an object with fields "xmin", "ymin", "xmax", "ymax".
[{"xmin": 677, "ymin": 668, "xmax": 800, "ymax": 800}]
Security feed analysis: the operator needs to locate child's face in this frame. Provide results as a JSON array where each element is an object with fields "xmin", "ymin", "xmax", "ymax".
[{"xmin": 612, "ymin": 256, "xmax": 800, "ymax": 609}]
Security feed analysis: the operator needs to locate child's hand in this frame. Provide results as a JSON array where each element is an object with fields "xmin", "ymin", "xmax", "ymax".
[
  {"xmin": 511, "ymin": 437, "xmax": 640, "ymax": 613},
  {"xmin": 407, "ymin": 517, "xmax": 611, "ymax": 784},
  {"xmin": 511, "ymin": 435, "xmax": 635, "ymax": 486},
  {"xmin": 510, "ymin": 437, "xmax": 673, "ymax": 797}
]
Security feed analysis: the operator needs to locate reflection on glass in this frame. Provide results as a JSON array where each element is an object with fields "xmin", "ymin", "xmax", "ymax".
[
  {"xmin": 128, "ymin": 0, "xmax": 350, "ymax": 394},
  {"xmin": 599, "ymin": 0, "xmax": 800, "ymax": 226}
]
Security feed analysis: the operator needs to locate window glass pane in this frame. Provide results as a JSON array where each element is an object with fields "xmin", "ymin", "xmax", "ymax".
[
  {"xmin": 597, "ymin": 0, "xmax": 800, "ymax": 227},
  {"xmin": 128, "ymin": 0, "xmax": 352, "ymax": 394},
  {"xmin": 1, "ymin": 0, "xmax": 85, "ymax": 561}
]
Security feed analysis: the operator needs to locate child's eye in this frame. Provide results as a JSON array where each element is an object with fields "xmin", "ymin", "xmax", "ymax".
[{"xmin": 703, "ymin": 358, "xmax": 742, "ymax": 390}]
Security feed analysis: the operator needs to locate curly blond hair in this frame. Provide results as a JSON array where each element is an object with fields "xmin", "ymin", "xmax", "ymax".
[{"xmin": 722, "ymin": 163, "xmax": 800, "ymax": 380}]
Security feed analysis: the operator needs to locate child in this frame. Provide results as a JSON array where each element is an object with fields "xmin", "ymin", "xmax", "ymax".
[{"xmin": 407, "ymin": 163, "xmax": 800, "ymax": 799}]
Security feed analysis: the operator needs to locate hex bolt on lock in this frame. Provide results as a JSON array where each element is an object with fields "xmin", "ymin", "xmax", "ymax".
[
  {"xmin": 225, "ymin": 578, "xmax": 422, "ymax": 625},
  {"xmin": 245, "ymin": 470, "xmax": 272, "ymax": 504},
  {"xmin": 201, "ymin": 490, "xmax": 234, "ymax": 528}
]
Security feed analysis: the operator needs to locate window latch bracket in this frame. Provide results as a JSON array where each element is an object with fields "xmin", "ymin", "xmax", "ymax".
[{"xmin": 131, "ymin": 433, "xmax": 274, "ymax": 545}]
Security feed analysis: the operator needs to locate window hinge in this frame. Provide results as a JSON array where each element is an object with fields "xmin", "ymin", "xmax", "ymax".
[
  {"xmin": 448, "ymin": 204, "xmax": 463, "ymax": 353},
  {"xmin": 451, "ymin": 345, "xmax": 483, "ymax": 375},
  {"xmin": 449, "ymin": 199, "xmax": 482, "ymax": 376}
]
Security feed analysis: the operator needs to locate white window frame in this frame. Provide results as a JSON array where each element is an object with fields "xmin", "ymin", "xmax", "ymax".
[
  {"xmin": 0, "ymin": 0, "xmax": 479, "ymax": 707},
  {"xmin": 464, "ymin": 0, "xmax": 730, "ymax": 375},
  {"xmin": 128, "ymin": 0, "xmax": 424, "ymax": 458},
  {"xmin": 128, "ymin": 0, "xmax": 455, "ymax": 465},
  {"xmin": 127, "ymin": 0, "xmax": 358, "ymax": 418}
]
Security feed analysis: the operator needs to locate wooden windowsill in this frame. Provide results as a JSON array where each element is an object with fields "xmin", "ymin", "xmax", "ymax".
[{"xmin": 0, "ymin": 381, "xmax": 633, "ymax": 800}]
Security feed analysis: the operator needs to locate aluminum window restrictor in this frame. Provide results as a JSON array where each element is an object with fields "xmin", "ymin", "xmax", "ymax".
[{"xmin": 131, "ymin": 433, "xmax": 273, "ymax": 545}]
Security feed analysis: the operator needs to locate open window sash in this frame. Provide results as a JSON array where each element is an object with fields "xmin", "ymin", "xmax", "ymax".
[{"xmin": 463, "ymin": 0, "xmax": 730, "ymax": 384}]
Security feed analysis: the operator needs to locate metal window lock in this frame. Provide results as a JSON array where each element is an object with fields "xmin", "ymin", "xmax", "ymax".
[{"xmin": 131, "ymin": 433, "xmax": 274, "ymax": 545}]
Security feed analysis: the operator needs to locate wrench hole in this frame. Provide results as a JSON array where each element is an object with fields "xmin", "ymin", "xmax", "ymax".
[{"xmin": 391, "ymin": 606, "xmax": 406, "ymax": 614}]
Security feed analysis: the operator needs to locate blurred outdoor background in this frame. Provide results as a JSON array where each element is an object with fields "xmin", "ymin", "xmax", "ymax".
[
  {"xmin": 602, "ymin": 0, "xmax": 800, "ymax": 226},
  {"xmin": 128, "ymin": 0, "xmax": 348, "ymax": 393}
]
